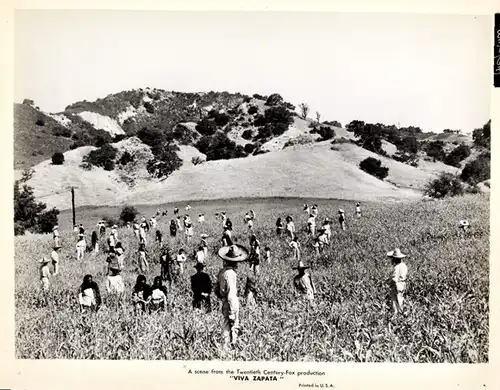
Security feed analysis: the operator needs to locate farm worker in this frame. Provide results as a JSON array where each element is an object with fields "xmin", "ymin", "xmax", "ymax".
[
  {"xmin": 51, "ymin": 245, "xmax": 61, "ymax": 275},
  {"xmin": 307, "ymin": 214, "xmax": 316, "ymax": 236},
  {"xmin": 155, "ymin": 230, "xmax": 163, "ymax": 248},
  {"xmin": 249, "ymin": 240, "xmax": 261, "ymax": 275},
  {"xmin": 132, "ymin": 275, "xmax": 150, "ymax": 313},
  {"xmin": 160, "ymin": 247, "xmax": 174, "ymax": 287},
  {"xmin": 76, "ymin": 234, "xmax": 86, "ymax": 261},
  {"xmin": 186, "ymin": 205, "xmax": 192, "ymax": 212},
  {"xmin": 138, "ymin": 243, "xmax": 149, "ymax": 274},
  {"xmin": 276, "ymin": 217, "xmax": 284, "ymax": 236},
  {"xmin": 114, "ymin": 242, "xmax": 125, "ymax": 269},
  {"xmin": 263, "ymin": 246, "xmax": 271, "ymax": 264},
  {"xmin": 224, "ymin": 217, "xmax": 233, "ymax": 231},
  {"xmin": 148, "ymin": 276, "xmax": 168, "ymax": 313},
  {"xmin": 99, "ymin": 221, "xmax": 106, "ymax": 237},
  {"xmin": 285, "ymin": 216, "xmax": 296, "ymax": 240},
  {"xmin": 323, "ymin": 219, "xmax": 332, "ymax": 241},
  {"xmin": 198, "ymin": 214, "xmax": 205, "ymax": 224},
  {"xmin": 221, "ymin": 211, "xmax": 227, "ymax": 227},
  {"xmin": 312, "ymin": 238, "xmax": 320, "ymax": 256},
  {"xmin": 249, "ymin": 234, "xmax": 260, "ymax": 250},
  {"xmin": 311, "ymin": 204, "xmax": 319, "ymax": 217},
  {"xmin": 176, "ymin": 216, "xmax": 183, "ymax": 231},
  {"xmin": 106, "ymin": 267, "xmax": 125, "ymax": 296},
  {"xmin": 151, "ymin": 216, "xmax": 157, "ymax": 229},
  {"xmin": 249, "ymin": 209, "xmax": 256, "ymax": 220},
  {"xmin": 185, "ymin": 221, "xmax": 194, "ymax": 243},
  {"xmin": 386, "ymin": 248, "xmax": 408, "ymax": 316},
  {"xmin": 139, "ymin": 224, "xmax": 147, "ymax": 245},
  {"xmin": 355, "ymin": 202, "xmax": 362, "ymax": 218},
  {"xmin": 133, "ymin": 221, "xmax": 140, "ymax": 238},
  {"xmin": 244, "ymin": 212, "xmax": 251, "ymax": 223},
  {"xmin": 162, "ymin": 209, "xmax": 168, "ymax": 216},
  {"xmin": 108, "ymin": 232, "xmax": 116, "ymax": 253},
  {"xmin": 73, "ymin": 225, "xmax": 79, "ymax": 234},
  {"xmin": 79, "ymin": 224, "xmax": 85, "ymax": 235},
  {"xmin": 195, "ymin": 246, "xmax": 206, "ymax": 265},
  {"xmin": 39, "ymin": 257, "xmax": 51, "ymax": 292},
  {"xmin": 106, "ymin": 252, "xmax": 120, "ymax": 275},
  {"xmin": 247, "ymin": 218, "xmax": 254, "ymax": 231},
  {"xmin": 244, "ymin": 275, "xmax": 260, "ymax": 308},
  {"xmin": 459, "ymin": 220, "xmax": 470, "ymax": 235},
  {"xmin": 91, "ymin": 230, "xmax": 99, "ymax": 255},
  {"xmin": 303, "ymin": 204, "xmax": 310, "ymax": 214},
  {"xmin": 52, "ymin": 225, "xmax": 60, "ymax": 248},
  {"xmin": 215, "ymin": 244, "xmax": 249, "ymax": 348},
  {"xmin": 111, "ymin": 225, "xmax": 118, "ymax": 241},
  {"xmin": 318, "ymin": 228, "xmax": 329, "ymax": 247},
  {"xmin": 293, "ymin": 261, "xmax": 316, "ymax": 303},
  {"xmin": 338, "ymin": 209, "xmax": 346, "ymax": 230},
  {"xmin": 184, "ymin": 215, "xmax": 192, "ymax": 226},
  {"xmin": 200, "ymin": 234, "xmax": 209, "ymax": 258},
  {"xmin": 289, "ymin": 236, "xmax": 301, "ymax": 261},
  {"xmin": 176, "ymin": 248, "xmax": 187, "ymax": 275},
  {"xmin": 222, "ymin": 227, "xmax": 233, "ymax": 247},
  {"xmin": 78, "ymin": 274, "xmax": 101, "ymax": 313},
  {"xmin": 191, "ymin": 262, "xmax": 212, "ymax": 312},
  {"xmin": 169, "ymin": 219, "xmax": 177, "ymax": 237}
]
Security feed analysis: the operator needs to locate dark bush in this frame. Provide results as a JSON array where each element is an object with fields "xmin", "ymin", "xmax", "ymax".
[
  {"xmin": 244, "ymin": 143, "xmax": 255, "ymax": 154},
  {"xmin": 284, "ymin": 102, "xmax": 296, "ymax": 111},
  {"xmin": 324, "ymin": 120, "xmax": 342, "ymax": 128},
  {"xmin": 83, "ymin": 143, "xmax": 117, "ymax": 171},
  {"xmin": 146, "ymin": 143, "xmax": 183, "ymax": 179},
  {"xmin": 311, "ymin": 125, "xmax": 335, "ymax": 141},
  {"xmin": 444, "ymin": 144, "xmax": 471, "ymax": 167},
  {"xmin": 243, "ymin": 96, "xmax": 251, "ymax": 103},
  {"xmin": 359, "ymin": 157, "xmax": 389, "ymax": 180},
  {"xmin": 253, "ymin": 114, "xmax": 266, "ymax": 127},
  {"xmin": 120, "ymin": 205, "xmax": 139, "ymax": 224},
  {"xmin": 102, "ymin": 215, "xmax": 120, "ymax": 228},
  {"xmin": 424, "ymin": 140, "xmax": 446, "ymax": 162},
  {"xmin": 144, "ymin": 101, "xmax": 155, "ymax": 114},
  {"xmin": 93, "ymin": 130, "xmax": 114, "ymax": 148},
  {"xmin": 173, "ymin": 124, "xmax": 196, "ymax": 145},
  {"xmin": 398, "ymin": 136, "xmax": 419, "ymax": 154},
  {"xmin": 253, "ymin": 94, "xmax": 266, "ymax": 100},
  {"xmin": 424, "ymin": 172, "xmax": 464, "ymax": 199},
  {"xmin": 265, "ymin": 93, "xmax": 284, "ymax": 106},
  {"xmin": 242, "ymin": 129, "xmax": 253, "ymax": 140},
  {"xmin": 473, "ymin": 120, "xmax": 491, "ymax": 148},
  {"xmin": 137, "ymin": 127, "xmax": 164, "ymax": 147},
  {"xmin": 118, "ymin": 151, "xmax": 134, "ymax": 165},
  {"xmin": 460, "ymin": 153, "xmax": 490, "ymax": 185},
  {"xmin": 52, "ymin": 125, "xmax": 72, "ymax": 137},
  {"xmin": 248, "ymin": 106, "xmax": 258, "ymax": 115},
  {"xmin": 195, "ymin": 118, "xmax": 218, "ymax": 136},
  {"xmin": 195, "ymin": 131, "xmax": 247, "ymax": 161},
  {"xmin": 208, "ymin": 110, "xmax": 230, "ymax": 127},
  {"xmin": 113, "ymin": 134, "xmax": 127, "ymax": 142},
  {"xmin": 51, "ymin": 152, "xmax": 65, "ymax": 165},
  {"xmin": 35, "ymin": 118, "xmax": 45, "ymax": 126}
]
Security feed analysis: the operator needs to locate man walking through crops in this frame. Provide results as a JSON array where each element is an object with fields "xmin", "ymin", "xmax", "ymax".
[
  {"xmin": 293, "ymin": 261, "xmax": 316, "ymax": 303},
  {"xmin": 215, "ymin": 244, "xmax": 249, "ymax": 349},
  {"xmin": 386, "ymin": 248, "xmax": 408, "ymax": 317}
]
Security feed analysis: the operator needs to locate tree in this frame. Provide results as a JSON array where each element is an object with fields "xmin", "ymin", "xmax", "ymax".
[
  {"xmin": 146, "ymin": 143, "xmax": 183, "ymax": 179},
  {"xmin": 14, "ymin": 181, "xmax": 59, "ymax": 235},
  {"xmin": 144, "ymin": 101, "xmax": 155, "ymax": 114},
  {"xmin": 82, "ymin": 143, "xmax": 117, "ymax": 171},
  {"xmin": 346, "ymin": 120, "xmax": 365, "ymax": 133},
  {"xmin": 424, "ymin": 172, "xmax": 464, "ymax": 199},
  {"xmin": 353, "ymin": 123, "xmax": 384, "ymax": 154},
  {"xmin": 298, "ymin": 103, "xmax": 309, "ymax": 120},
  {"xmin": 359, "ymin": 157, "xmax": 389, "ymax": 180},
  {"xmin": 265, "ymin": 93, "xmax": 284, "ymax": 106},
  {"xmin": 444, "ymin": 144, "xmax": 471, "ymax": 167},
  {"xmin": 472, "ymin": 120, "xmax": 491, "ymax": 149},
  {"xmin": 120, "ymin": 205, "xmax": 139, "ymax": 224},
  {"xmin": 137, "ymin": 127, "xmax": 164, "ymax": 147},
  {"xmin": 195, "ymin": 118, "xmax": 218, "ymax": 136},
  {"xmin": 398, "ymin": 136, "xmax": 419, "ymax": 154},
  {"xmin": 460, "ymin": 152, "xmax": 490, "ymax": 185},
  {"xmin": 425, "ymin": 140, "xmax": 446, "ymax": 162},
  {"xmin": 241, "ymin": 129, "xmax": 253, "ymax": 140},
  {"xmin": 51, "ymin": 152, "xmax": 65, "ymax": 165}
]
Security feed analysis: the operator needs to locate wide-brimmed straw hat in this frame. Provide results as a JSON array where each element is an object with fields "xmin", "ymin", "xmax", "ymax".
[
  {"xmin": 387, "ymin": 248, "xmax": 406, "ymax": 259},
  {"xmin": 459, "ymin": 220, "xmax": 470, "ymax": 227},
  {"xmin": 52, "ymin": 225, "xmax": 59, "ymax": 231},
  {"xmin": 218, "ymin": 244, "xmax": 249, "ymax": 262},
  {"xmin": 200, "ymin": 233, "xmax": 208, "ymax": 239},
  {"xmin": 39, "ymin": 257, "xmax": 50, "ymax": 264},
  {"xmin": 53, "ymin": 245, "xmax": 61, "ymax": 250},
  {"xmin": 338, "ymin": 209, "xmax": 345, "ymax": 214},
  {"xmin": 292, "ymin": 261, "xmax": 310, "ymax": 270}
]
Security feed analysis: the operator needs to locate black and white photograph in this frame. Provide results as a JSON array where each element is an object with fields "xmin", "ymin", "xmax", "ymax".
[{"xmin": 12, "ymin": 9, "xmax": 492, "ymax": 365}]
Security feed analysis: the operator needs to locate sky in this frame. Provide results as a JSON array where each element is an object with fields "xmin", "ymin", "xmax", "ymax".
[{"xmin": 14, "ymin": 10, "xmax": 491, "ymax": 133}]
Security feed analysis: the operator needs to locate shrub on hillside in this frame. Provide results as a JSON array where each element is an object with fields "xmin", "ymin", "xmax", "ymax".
[
  {"xmin": 118, "ymin": 151, "xmax": 134, "ymax": 166},
  {"xmin": 207, "ymin": 110, "xmax": 230, "ymax": 127},
  {"xmin": 424, "ymin": 172, "xmax": 464, "ymax": 199},
  {"xmin": 113, "ymin": 134, "xmax": 127, "ymax": 142},
  {"xmin": 144, "ymin": 101, "xmax": 155, "ymax": 114},
  {"xmin": 195, "ymin": 118, "xmax": 218, "ymax": 136},
  {"xmin": 283, "ymin": 134, "xmax": 315, "ymax": 148},
  {"xmin": 241, "ymin": 129, "xmax": 253, "ymax": 140},
  {"xmin": 424, "ymin": 140, "xmax": 446, "ymax": 162},
  {"xmin": 173, "ymin": 124, "xmax": 197, "ymax": 145},
  {"xmin": 120, "ymin": 205, "xmax": 139, "ymax": 224},
  {"xmin": 359, "ymin": 157, "xmax": 389, "ymax": 180},
  {"xmin": 310, "ymin": 125, "xmax": 336, "ymax": 141},
  {"xmin": 83, "ymin": 143, "xmax": 117, "ymax": 171},
  {"xmin": 460, "ymin": 152, "xmax": 490, "ymax": 185},
  {"xmin": 244, "ymin": 143, "xmax": 255, "ymax": 154},
  {"xmin": 248, "ymin": 106, "xmax": 258, "ymax": 115},
  {"xmin": 14, "ymin": 180, "xmax": 59, "ymax": 235},
  {"xmin": 253, "ymin": 93, "xmax": 266, "ymax": 100},
  {"xmin": 146, "ymin": 143, "xmax": 183, "ymax": 179},
  {"xmin": 137, "ymin": 127, "xmax": 164, "ymax": 147},
  {"xmin": 35, "ymin": 118, "xmax": 45, "ymax": 126},
  {"xmin": 52, "ymin": 125, "xmax": 72, "ymax": 138},
  {"xmin": 324, "ymin": 120, "xmax": 342, "ymax": 128},
  {"xmin": 473, "ymin": 120, "xmax": 491, "ymax": 149},
  {"xmin": 92, "ymin": 130, "xmax": 114, "ymax": 147},
  {"xmin": 102, "ymin": 215, "xmax": 120, "ymax": 228},
  {"xmin": 265, "ymin": 93, "xmax": 284, "ymax": 106},
  {"xmin": 444, "ymin": 144, "xmax": 471, "ymax": 167},
  {"xmin": 51, "ymin": 152, "xmax": 65, "ymax": 165},
  {"xmin": 195, "ymin": 131, "xmax": 247, "ymax": 161}
]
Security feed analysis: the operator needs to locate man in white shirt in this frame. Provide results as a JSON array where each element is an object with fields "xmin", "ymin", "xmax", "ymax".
[
  {"xmin": 51, "ymin": 246, "xmax": 61, "ymax": 275},
  {"xmin": 307, "ymin": 214, "xmax": 316, "ymax": 236},
  {"xmin": 215, "ymin": 244, "xmax": 249, "ymax": 349},
  {"xmin": 386, "ymin": 248, "xmax": 409, "ymax": 316}
]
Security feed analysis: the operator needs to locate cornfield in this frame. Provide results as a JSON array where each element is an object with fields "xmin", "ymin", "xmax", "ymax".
[{"xmin": 15, "ymin": 195, "xmax": 489, "ymax": 362}]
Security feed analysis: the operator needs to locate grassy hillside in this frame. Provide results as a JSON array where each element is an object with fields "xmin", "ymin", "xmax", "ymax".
[{"xmin": 15, "ymin": 194, "xmax": 489, "ymax": 361}]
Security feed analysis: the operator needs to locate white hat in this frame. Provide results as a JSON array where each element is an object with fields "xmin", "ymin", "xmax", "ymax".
[
  {"xmin": 459, "ymin": 220, "xmax": 469, "ymax": 227},
  {"xmin": 52, "ymin": 225, "xmax": 59, "ymax": 231},
  {"xmin": 39, "ymin": 256, "xmax": 50, "ymax": 264},
  {"xmin": 200, "ymin": 233, "xmax": 208, "ymax": 239},
  {"xmin": 292, "ymin": 261, "xmax": 310, "ymax": 270},
  {"xmin": 338, "ymin": 209, "xmax": 345, "ymax": 214},
  {"xmin": 218, "ymin": 244, "xmax": 249, "ymax": 262},
  {"xmin": 387, "ymin": 248, "xmax": 406, "ymax": 259}
]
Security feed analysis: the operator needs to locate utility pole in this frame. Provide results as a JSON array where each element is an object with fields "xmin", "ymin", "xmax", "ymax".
[{"xmin": 71, "ymin": 187, "xmax": 76, "ymax": 227}]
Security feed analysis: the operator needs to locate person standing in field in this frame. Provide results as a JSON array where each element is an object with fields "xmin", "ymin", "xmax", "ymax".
[
  {"xmin": 322, "ymin": 219, "xmax": 332, "ymax": 241},
  {"xmin": 106, "ymin": 252, "xmax": 120, "ymax": 275},
  {"xmin": 169, "ymin": 219, "xmax": 177, "ymax": 237},
  {"xmin": 338, "ymin": 209, "xmax": 346, "ymax": 230},
  {"xmin": 160, "ymin": 247, "xmax": 174, "ymax": 286},
  {"xmin": 108, "ymin": 231, "xmax": 116, "ymax": 253},
  {"xmin": 151, "ymin": 216, "xmax": 157, "ymax": 229},
  {"xmin": 311, "ymin": 204, "xmax": 319, "ymax": 218},
  {"xmin": 307, "ymin": 214, "xmax": 316, "ymax": 236},
  {"xmin": 386, "ymin": 248, "xmax": 408, "ymax": 316},
  {"xmin": 185, "ymin": 219, "xmax": 194, "ymax": 243},
  {"xmin": 111, "ymin": 225, "xmax": 118, "ymax": 242},
  {"xmin": 176, "ymin": 248, "xmax": 187, "ymax": 275},
  {"xmin": 293, "ymin": 261, "xmax": 316, "ymax": 303},
  {"xmin": 355, "ymin": 202, "xmax": 362, "ymax": 218},
  {"xmin": 176, "ymin": 216, "xmax": 183, "ymax": 232},
  {"xmin": 76, "ymin": 234, "xmax": 86, "ymax": 261},
  {"xmin": 263, "ymin": 246, "xmax": 271, "ymax": 264},
  {"xmin": 312, "ymin": 238, "xmax": 320, "ymax": 256},
  {"xmin": 289, "ymin": 236, "xmax": 301, "ymax": 262},
  {"xmin": 286, "ymin": 216, "xmax": 296, "ymax": 240},
  {"xmin": 39, "ymin": 257, "xmax": 51, "ymax": 293},
  {"xmin": 106, "ymin": 267, "xmax": 125, "ymax": 297},
  {"xmin": 91, "ymin": 230, "xmax": 99, "ymax": 255},
  {"xmin": 148, "ymin": 276, "xmax": 168, "ymax": 313},
  {"xmin": 200, "ymin": 234, "xmax": 209, "ymax": 258},
  {"xmin": 73, "ymin": 225, "xmax": 79, "ymax": 234},
  {"xmin": 137, "ymin": 243, "xmax": 149, "ymax": 274},
  {"xmin": 276, "ymin": 217, "xmax": 284, "ymax": 236},
  {"xmin": 459, "ymin": 220, "xmax": 470, "ymax": 237},
  {"xmin": 114, "ymin": 242, "xmax": 125, "ymax": 270},
  {"xmin": 52, "ymin": 225, "xmax": 60, "ymax": 248},
  {"xmin": 79, "ymin": 224, "xmax": 85, "ymax": 235},
  {"xmin": 190, "ymin": 262, "xmax": 212, "ymax": 313},
  {"xmin": 51, "ymin": 245, "xmax": 61, "ymax": 275},
  {"xmin": 155, "ymin": 230, "xmax": 163, "ymax": 248},
  {"xmin": 133, "ymin": 221, "xmax": 140, "ymax": 238},
  {"xmin": 215, "ymin": 244, "xmax": 249, "ymax": 349},
  {"xmin": 247, "ymin": 217, "xmax": 254, "ymax": 231},
  {"xmin": 195, "ymin": 245, "xmax": 206, "ymax": 265},
  {"xmin": 174, "ymin": 207, "xmax": 179, "ymax": 216},
  {"xmin": 78, "ymin": 274, "xmax": 101, "ymax": 313},
  {"xmin": 224, "ymin": 217, "xmax": 233, "ymax": 232},
  {"xmin": 198, "ymin": 214, "xmax": 204, "ymax": 224},
  {"xmin": 303, "ymin": 204, "xmax": 310, "ymax": 215},
  {"xmin": 249, "ymin": 237, "xmax": 261, "ymax": 275},
  {"xmin": 222, "ymin": 227, "xmax": 233, "ymax": 247},
  {"xmin": 132, "ymin": 275, "xmax": 150, "ymax": 314},
  {"xmin": 139, "ymin": 223, "xmax": 147, "ymax": 246}
]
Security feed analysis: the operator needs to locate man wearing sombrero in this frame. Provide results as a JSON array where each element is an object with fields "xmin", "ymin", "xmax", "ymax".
[
  {"xmin": 458, "ymin": 219, "xmax": 470, "ymax": 236},
  {"xmin": 338, "ymin": 209, "xmax": 346, "ymax": 230},
  {"xmin": 386, "ymin": 248, "xmax": 408, "ymax": 316},
  {"xmin": 215, "ymin": 244, "xmax": 249, "ymax": 348},
  {"xmin": 52, "ymin": 225, "xmax": 60, "ymax": 248},
  {"xmin": 293, "ymin": 261, "xmax": 316, "ymax": 303},
  {"xmin": 51, "ymin": 245, "xmax": 61, "ymax": 276}
]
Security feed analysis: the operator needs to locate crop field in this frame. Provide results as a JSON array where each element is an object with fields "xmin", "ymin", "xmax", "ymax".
[{"xmin": 15, "ymin": 195, "xmax": 489, "ymax": 362}]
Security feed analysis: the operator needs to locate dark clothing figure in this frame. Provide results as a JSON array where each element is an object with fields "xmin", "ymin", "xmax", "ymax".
[
  {"xmin": 99, "ymin": 225, "xmax": 106, "ymax": 237},
  {"xmin": 174, "ymin": 207, "xmax": 179, "ymax": 215},
  {"xmin": 160, "ymin": 249, "xmax": 174, "ymax": 285},
  {"xmin": 132, "ymin": 275, "xmax": 150, "ymax": 313},
  {"xmin": 225, "ymin": 218, "xmax": 233, "ymax": 231},
  {"xmin": 190, "ymin": 266, "xmax": 212, "ymax": 312},
  {"xmin": 169, "ymin": 220, "xmax": 177, "ymax": 237},
  {"xmin": 78, "ymin": 275, "xmax": 101, "ymax": 312},
  {"xmin": 148, "ymin": 276, "xmax": 168, "ymax": 313},
  {"xmin": 155, "ymin": 230, "xmax": 163, "ymax": 245},
  {"xmin": 79, "ymin": 226, "xmax": 85, "ymax": 235},
  {"xmin": 276, "ymin": 218, "xmax": 284, "ymax": 236},
  {"xmin": 91, "ymin": 231, "xmax": 98, "ymax": 247}
]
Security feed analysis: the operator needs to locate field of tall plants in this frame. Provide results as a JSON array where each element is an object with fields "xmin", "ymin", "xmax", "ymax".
[{"xmin": 14, "ymin": 195, "xmax": 489, "ymax": 362}]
